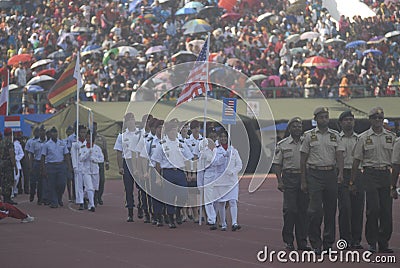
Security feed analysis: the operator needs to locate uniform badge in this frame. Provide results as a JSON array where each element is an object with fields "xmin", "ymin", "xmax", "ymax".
[
  {"xmin": 386, "ymin": 136, "xmax": 393, "ymax": 143},
  {"xmin": 366, "ymin": 137, "xmax": 373, "ymax": 145},
  {"xmin": 330, "ymin": 134, "xmax": 337, "ymax": 142},
  {"xmin": 192, "ymin": 143, "xmax": 196, "ymax": 146},
  {"xmin": 81, "ymin": 145, "xmax": 85, "ymax": 148},
  {"xmin": 179, "ymin": 143, "xmax": 183, "ymax": 148},
  {"xmin": 310, "ymin": 133, "xmax": 318, "ymax": 142}
]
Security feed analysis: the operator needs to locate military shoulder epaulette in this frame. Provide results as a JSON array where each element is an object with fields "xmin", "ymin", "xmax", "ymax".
[
  {"xmin": 304, "ymin": 129, "xmax": 315, "ymax": 135},
  {"xmin": 277, "ymin": 137, "xmax": 288, "ymax": 145},
  {"xmin": 179, "ymin": 139, "xmax": 185, "ymax": 143},
  {"xmin": 160, "ymin": 140, "xmax": 166, "ymax": 144},
  {"xmin": 198, "ymin": 137, "xmax": 203, "ymax": 140},
  {"xmin": 329, "ymin": 129, "xmax": 339, "ymax": 134}
]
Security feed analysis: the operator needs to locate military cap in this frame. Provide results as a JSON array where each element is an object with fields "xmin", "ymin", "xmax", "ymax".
[
  {"xmin": 50, "ymin": 127, "xmax": 58, "ymax": 133},
  {"xmin": 66, "ymin": 125, "xmax": 73, "ymax": 131},
  {"xmin": 288, "ymin": 117, "xmax": 302, "ymax": 127},
  {"xmin": 190, "ymin": 120, "xmax": 200, "ymax": 129},
  {"xmin": 368, "ymin": 107, "xmax": 384, "ymax": 118},
  {"xmin": 338, "ymin": 110, "xmax": 354, "ymax": 121},
  {"xmin": 40, "ymin": 124, "xmax": 46, "ymax": 130},
  {"xmin": 4, "ymin": 127, "xmax": 12, "ymax": 135},
  {"xmin": 313, "ymin": 107, "xmax": 329, "ymax": 116},
  {"xmin": 124, "ymin": 112, "xmax": 135, "ymax": 121}
]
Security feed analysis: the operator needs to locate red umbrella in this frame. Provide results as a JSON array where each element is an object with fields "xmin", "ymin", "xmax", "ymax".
[
  {"xmin": 7, "ymin": 54, "xmax": 33, "ymax": 67},
  {"xmin": 37, "ymin": 68, "xmax": 56, "ymax": 77},
  {"xmin": 302, "ymin": 56, "xmax": 331, "ymax": 68},
  {"xmin": 221, "ymin": 12, "xmax": 241, "ymax": 21}
]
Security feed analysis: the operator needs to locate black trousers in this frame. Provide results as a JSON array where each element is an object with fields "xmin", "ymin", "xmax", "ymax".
[
  {"xmin": 338, "ymin": 169, "xmax": 365, "ymax": 245},
  {"xmin": 282, "ymin": 172, "xmax": 309, "ymax": 247},
  {"xmin": 306, "ymin": 168, "xmax": 337, "ymax": 249},
  {"xmin": 363, "ymin": 169, "xmax": 392, "ymax": 249}
]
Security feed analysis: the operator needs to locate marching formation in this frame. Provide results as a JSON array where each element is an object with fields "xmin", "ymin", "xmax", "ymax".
[
  {"xmin": 274, "ymin": 106, "xmax": 400, "ymax": 254},
  {"xmin": 114, "ymin": 113, "xmax": 243, "ymax": 230}
]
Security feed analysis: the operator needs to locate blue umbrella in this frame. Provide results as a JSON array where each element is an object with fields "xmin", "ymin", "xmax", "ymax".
[
  {"xmin": 363, "ymin": 49, "xmax": 382, "ymax": 56},
  {"xmin": 345, "ymin": 40, "xmax": 366, "ymax": 49},
  {"xmin": 27, "ymin": 85, "xmax": 45, "ymax": 93},
  {"xmin": 260, "ymin": 123, "xmax": 288, "ymax": 131},
  {"xmin": 175, "ymin": 7, "xmax": 197, "ymax": 16},
  {"xmin": 83, "ymin": 45, "xmax": 101, "ymax": 52},
  {"xmin": 183, "ymin": 23, "xmax": 212, "ymax": 35}
]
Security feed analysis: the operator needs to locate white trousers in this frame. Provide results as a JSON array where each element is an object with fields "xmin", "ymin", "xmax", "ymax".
[
  {"xmin": 74, "ymin": 171, "xmax": 84, "ymax": 204},
  {"xmin": 82, "ymin": 173, "xmax": 100, "ymax": 209},
  {"xmin": 13, "ymin": 169, "xmax": 22, "ymax": 195}
]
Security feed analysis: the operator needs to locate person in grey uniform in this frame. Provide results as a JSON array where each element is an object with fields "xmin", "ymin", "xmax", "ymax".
[
  {"xmin": 300, "ymin": 107, "xmax": 344, "ymax": 254},
  {"xmin": 391, "ymin": 135, "xmax": 400, "ymax": 200},
  {"xmin": 352, "ymin": 107, "xmax": 396, "ymax": 253},
  {"xmin": 274, "ymin": 117, "xmax": 310, "ymax": 251},
  {"xmin": 337, "ymin": 110, "xmax": 364, "ymax": 249}
]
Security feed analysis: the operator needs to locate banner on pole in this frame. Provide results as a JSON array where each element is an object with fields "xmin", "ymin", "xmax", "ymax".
[
  {"xmin": 222, "ymin": 98, "xmax": 237, "ymax": 125},
  {"xmin": 4, "ymin": 115, "xmax": 21, "ymax": 130}
]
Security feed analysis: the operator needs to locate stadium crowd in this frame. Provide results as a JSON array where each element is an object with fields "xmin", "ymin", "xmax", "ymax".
[{"xmin": 0, "ymin": 0, "xmax": 400, "ymax": 113}]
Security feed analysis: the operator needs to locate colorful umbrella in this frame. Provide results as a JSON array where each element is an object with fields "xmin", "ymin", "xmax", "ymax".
[
  {"xmin": 316, "ymin": 59, "xmax": 340, "ymax": 69},
  {"xmin": 182, "ymin": 19, "xmax": 210, "ymax": 29},
  {"xmin": 37, "ymin": 69, "xmax": 56, "ymax": 77},
  {"xmin": 302, "ymin": 56, "xmax": 331, "ymax": 67},
  {"xmin": 145, "ymin": 45, "xmax": 167, "ymax": 55},
  {"xmin": 345, "ymin": 40, "xmax": 366, "ymax": 49},
  {"xmin": 26, "ymin": 85, "xmax": 45, "ymax": 93},
  {"xmin": 8, "ymin": 54, "xmax": 33, "ymax": 66},
  {"xmin": 175, "ymin": 7, "xmax": 197, "ymax": 16},
  {"xmin": 30, "ymin": 59, "xmax": 53, "ymax": 69},
  {"xmin": 183, "ymin": 24, "xmax": 212, "ymax": 35},
  {"xmin": 197, "ymin": 6, "xmax": 220, "ymax": 18},
  {"xmin": 82, "ymin": 45, "xmax": 101, "ymax": 52},
  {"xmin": 184, "ymin": 1, "xmax": 204, "ymax": 10},
  {"xmin": 363, "ymin": 49, "xmax": 382, "ymax": 56}
]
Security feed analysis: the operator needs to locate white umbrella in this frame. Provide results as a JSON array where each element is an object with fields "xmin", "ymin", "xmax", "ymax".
[
  {"xmin": 9, "ymin": 84, "xmax": 19, "ymax": 91},
  {"xmin": 71, "ymin": 26, "xmax": 90, "ymax": 32},
  {"xmin": 248, "ymin": 74, "xmax": 268, "ymax": 81},
  {"xmin": 385, "ymin": 30, "xmax": 400, "ymax": 38},
  {"xmin": 324, "ymin": 38, "xmax": 346, "ymax": 46},
  {"xmin": 257, "ymin": 12, "xmax": 278, "ymax": 24},
  {"xmin": 286, "ymin": 34, "xmax": 300, "ymax": 44},
  {"xmin": 27, "ymin": 75, "xmax": 55, "ymax": 85},
  {"xmin": 117, "ymin": 46, "xmax": 138, "ymax": 57},
  {"xmin": 30, "ymin": 59, "xmax": 53, "ymax": 69},
  {"xmin": 300, "ymin": 31, "xmax": 320, "ymax": 40},
  {"xmin": 145, "ymin": 45, "xmax": 167, "ymax": 55}
]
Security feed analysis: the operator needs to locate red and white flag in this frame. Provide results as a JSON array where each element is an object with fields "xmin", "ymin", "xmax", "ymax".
[
  {"xmin": 0, "ymin": 67, "xmax": 9, "ymax": 115},
  {"xmin": 176, "ymin": 37, "xmax": 211, "ymax": 106}
]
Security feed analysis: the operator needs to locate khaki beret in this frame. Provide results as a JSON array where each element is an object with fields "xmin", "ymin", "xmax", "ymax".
[
  {"xmin": 288, "ymin": 117, "xmax": 302, "ymax": 127},
  {"xmin": 368, "ymin": 107, "xmax": 384, "ymax": 117},
  {"xmin": 313, "ymin": 107, "xmax": 329, "ymax": 116}
]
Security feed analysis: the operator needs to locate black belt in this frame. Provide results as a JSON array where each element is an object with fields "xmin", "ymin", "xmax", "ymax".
[
  {"xmin": 163, "ymin": 168, "xmax": 182, "ymax": 171},
  {"xmin": 308, "ymin": 165, "xmax": 335, "ymax": 171},
  {"xmin": 364, "ymin": 166, "xmax": 390, "ymax": 171},
  {"xmin": 33, "ymin": 160, "xmax": 41, "ymax": 162},
  {"xmin": 47, "ymin": 162, "xmax": 64, "ymax": 165},
  {"xmin": 283, "ymin": 169, "xmax": 301, "ymax": 174}
]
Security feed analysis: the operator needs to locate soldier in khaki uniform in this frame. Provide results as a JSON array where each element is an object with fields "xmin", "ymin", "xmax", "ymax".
[
  {"xmin": 352, "ymin": 107, "xmax": 396, "ymax": 253},
  {"xmin": 300, "ymin": 107, "xmax": 344, "ymax": 254},
  {"xmin": 337, "ymin": 111, "xmax": 364, "ymax": 249},
  {"xmin": 274, "ymin": 117, "xmax": 310, "ymax": 251},
  {"xmin": 391, "ymin": 137, "xmax": 400, "ymax": 199}
]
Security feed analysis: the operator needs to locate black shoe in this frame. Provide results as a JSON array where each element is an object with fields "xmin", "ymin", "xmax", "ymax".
[
  {"xmin": 98, "ymin": 199, "xmax": 104, "ymax": 205},
  {"xmin": 50, "ymin": 204, "xmax": 58, "ymax": 208},
  {"xmin": 176, "ymin": 216, "xmax": 183, "ymax": 225},
  {"xmin": 285, "ymin": 243, "xmax": 295, "ymax": 251},
  {"xmin": 298, "ymin": 245, "xmax": 311, "ymax": 251},
  {"xmin": 232, "ymin": 224, "xmax": 241, "ymax": 231},
  {"xmin": 89, "ymin": 207, "xmax": 95, "ymax": 212},
  {"xmin": 351, "ymin": 243, "xmax": 363, "ymax": 250},
  {"xmin": 379, "ymin": 247, "xmax": 394, "ymax": 253},
  {"xmin": 313, "ymin": 248, "xmax": 322, "ymax": 255},
  {"xmin": 169, "ymin": 223, "xmax": 176, "ymax": 229},
  {"xmin": 58, "ymin": 201, "xmax": 64, "ymax": 207},
  {"xmin": 44, "ymin": 201, "xmax": 50, "ymax": 206},
  {"xmin": 156, "ymin": 221, "xmax": 164, "ymax": 227},
  {"xmin": 127, "ymin": 216, "xmax": 134, "ymax": 222},
  {"xmin": 144, "ymin": 214, "xmax": 151, "ymax": 223},
  {"xmin": 164, "ymin": 215, "xmax": 170, "ymax": 224},
  {"xmin": 83, "ymin": 198, "xmax": 88, "ymax": 209},
  {"xmin": 368, "ymin": 244, "xmax": 377, "ymax": 253},
  {"xmin": 29, "ymin": 195, "xmax": 34, "ymax": 202},
  {"xmin": 137, "ymin": 208, "xmax": 144, "ymax": 219},
  {"xmin": 6, "ymin": 200, "xmax": 18, "ymax": 205},
  {"xmin": 210, "ymin": 224, "xmax": 217, "ymax": 230},
  {"xmin": 78, "ymin": 204, "xmax": 84, "ymax": 210}
]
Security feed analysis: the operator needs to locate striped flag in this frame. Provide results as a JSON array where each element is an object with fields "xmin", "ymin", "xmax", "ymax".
[
  {"xmin": 48, "ymin": 56, "xmax": 79, "ymax": 108},
  {"xmin": 222, "ymin": 98, "xmax": 237, "ymax": 125},
  {"xmin": 176, "ymin": 37, "xmax": 211, "ymax": 106},
  {"xmin": 0, "ymin": 67, "xmax": 9, "ymax": 115}
]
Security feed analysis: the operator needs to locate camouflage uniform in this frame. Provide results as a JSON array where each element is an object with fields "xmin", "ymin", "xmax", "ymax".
[{"xmin": 0, "ymin": 139, "xmax": 15, "ymax": 202}]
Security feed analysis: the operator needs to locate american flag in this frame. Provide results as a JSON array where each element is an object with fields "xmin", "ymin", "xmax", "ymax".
[
  {"xmin": 176, "ymin": 37, "xmax": 211, "ymax": 106},
  {"xmin": 224, "ymin": 99, "xmax": 235, "ymax": 116}
]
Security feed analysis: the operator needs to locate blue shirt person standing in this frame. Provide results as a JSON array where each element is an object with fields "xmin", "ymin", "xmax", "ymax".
[{"xmin": 40, "ymin": 127, "xmax": 71, "ymax": 208}]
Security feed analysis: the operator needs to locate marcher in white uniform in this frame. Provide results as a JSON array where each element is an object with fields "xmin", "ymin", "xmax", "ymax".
[
  {"xmin": 13, "ymin": 135, "xmax": 25, "ymax": 197},
  {"xmin": 198, "ymin": 138, "xmax": 225, "ymax": 230},
  {"xmin": 214, "ymin": 130, "xmax": 243, "ymax": 231},
  {"xmin": 70, "ymin": 125, "xmax": 88, "ymax": 210},
  {"xmin": 79, "ymin": 131, "xmax": 104, "ymax": 212}
]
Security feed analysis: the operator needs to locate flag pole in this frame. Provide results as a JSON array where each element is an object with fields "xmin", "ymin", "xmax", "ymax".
[
  {"xmin": 75, "ymin": 53, "xmax": 82, "ymax": 143},
  {"xmin": 199, "ymin": 33, "xmax": 210, "ymax": 226},
  {"xmin": 6, "ymin": 69, "xmax": 9, "ymax": 116}
]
